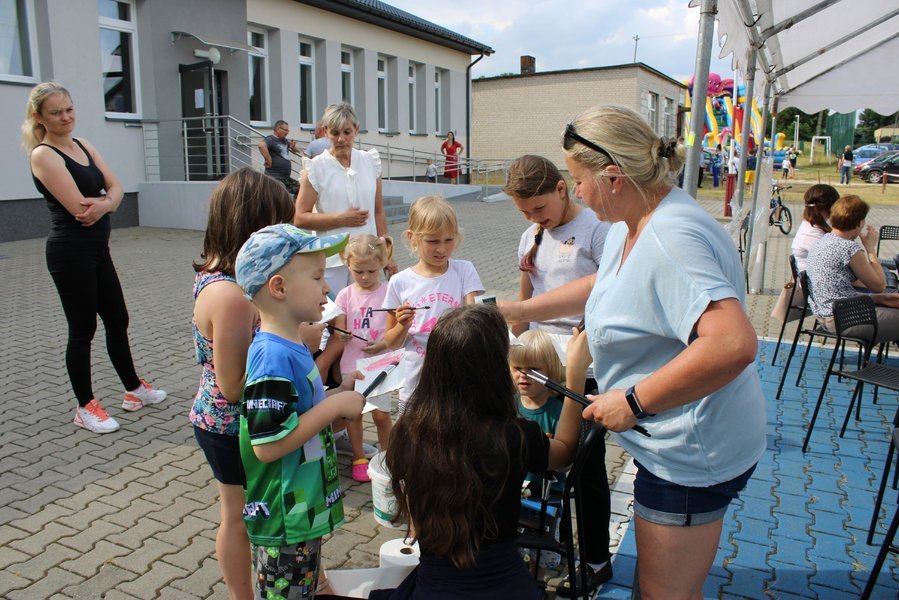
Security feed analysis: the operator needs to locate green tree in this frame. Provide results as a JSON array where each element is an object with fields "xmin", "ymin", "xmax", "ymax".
[
  {"xmin": 774, "ymin": 107, "xmax": 818, "ymax": 145},
  {"xmin": 854, "ymin": 109, "xmax": 899, "ymax": 145}
]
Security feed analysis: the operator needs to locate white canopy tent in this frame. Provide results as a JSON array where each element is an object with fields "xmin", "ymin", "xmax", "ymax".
[
  {"xmin": 708, "ymin": 1, "xmax": 899, "ymax": 114},
  {"xmin": 683, "ymin": 0, "xmax": 899, "ymax": 290}
]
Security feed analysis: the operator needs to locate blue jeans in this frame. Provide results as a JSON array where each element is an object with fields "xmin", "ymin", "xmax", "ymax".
[{"xmin": 841, "ymin": 165, "xmax": 852, "ymax": 184}]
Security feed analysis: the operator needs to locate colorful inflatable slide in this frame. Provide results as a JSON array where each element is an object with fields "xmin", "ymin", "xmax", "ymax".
[{"xmin": 685, "ymin": 73, "xmax": 785, "ymax": 154}]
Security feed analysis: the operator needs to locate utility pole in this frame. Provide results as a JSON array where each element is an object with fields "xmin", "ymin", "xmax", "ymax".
[
  {"xmin": 633, "ymin": 35, "xmax": 640, "ymax": 63},
  {"xmin": 682, "ymin": 0, "xmax": 717, "ymax": 197}
]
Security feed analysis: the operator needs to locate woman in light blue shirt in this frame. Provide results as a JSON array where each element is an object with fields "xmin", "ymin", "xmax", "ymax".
[{"xmin": 501, "ymin": 105, "xmax": 765, "ymax": 600}]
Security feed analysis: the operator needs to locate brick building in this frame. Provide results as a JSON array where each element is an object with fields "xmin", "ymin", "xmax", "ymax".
[{"xmin": 472, "ymin": 61, "xmax": 687, "ymax": 168}]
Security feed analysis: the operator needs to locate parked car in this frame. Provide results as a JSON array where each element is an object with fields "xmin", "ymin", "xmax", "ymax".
[
  {"xmin": 857, "ymin": 150, "xmax": 899, "ymax": 183},
  {"xmin": 851, "ymin": 144, "xmax": 899, "ymax": 168}
]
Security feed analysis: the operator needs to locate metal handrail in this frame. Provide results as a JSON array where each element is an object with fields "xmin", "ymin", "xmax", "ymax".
[{"xmin": 141, "ymin": 114, "xmax": 510, "ymax": 190}]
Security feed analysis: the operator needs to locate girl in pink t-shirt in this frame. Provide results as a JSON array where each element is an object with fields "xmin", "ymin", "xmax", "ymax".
[{"xmin": 333, "ymin": 234, "xmax": 394, "ymax": 481}]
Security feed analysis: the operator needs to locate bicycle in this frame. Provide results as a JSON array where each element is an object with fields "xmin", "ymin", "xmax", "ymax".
[{"xmin": 769, "ymin": 184, "xmax": 793, "ymax": 235}]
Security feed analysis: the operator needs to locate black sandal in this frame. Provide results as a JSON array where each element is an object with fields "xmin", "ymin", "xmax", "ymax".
[{"xmin": 555, "ymin": 560, "xmax": 613, "ymax": 597}]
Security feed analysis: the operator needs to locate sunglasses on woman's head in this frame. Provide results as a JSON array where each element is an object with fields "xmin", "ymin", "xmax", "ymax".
[{"xmin": 563, "ymin": 123, "xmax": 617, "ymax": 167}]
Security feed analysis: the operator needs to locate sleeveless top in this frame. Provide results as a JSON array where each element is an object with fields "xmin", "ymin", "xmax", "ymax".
[
  {"xmin": 189, "ymin": 271, "xmax": 245, "ymax": 436},
  {"xmin": 32, "ymin": 138, "xmax": 110, "ymax": 244}
]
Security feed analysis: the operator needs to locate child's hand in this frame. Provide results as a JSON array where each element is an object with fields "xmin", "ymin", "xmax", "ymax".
[
  {"xmin": 339, "ymin": 370, "xmax": 364, "ymax": 392},
  {"xmin": 394, "ymin": 303, "xmax": 415, "ymax": 328},
  {"xmin": 329, "ymin": 390, "xmax": 365, "ymax": 420},
  {"xmin": 299, "ymin": 322, "xmax": 326, "ymax": 349},
  {"xmin": 565, "ymin": 327, "xmax": 592, "ymax": 381},
  {"xmin": 362, "ymin": 341, "xmax": 388, "ymax": 354}
]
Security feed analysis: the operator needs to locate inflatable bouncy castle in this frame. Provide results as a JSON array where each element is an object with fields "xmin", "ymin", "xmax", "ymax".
[{"xmin": 685, "ymin": 73, "xmax": 786, "ymax": 155}]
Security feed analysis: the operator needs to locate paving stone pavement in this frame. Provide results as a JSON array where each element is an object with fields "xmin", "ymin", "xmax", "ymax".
[{"xmin": 1, "ymin": 186, "xmax": 898, "ymax": 599}]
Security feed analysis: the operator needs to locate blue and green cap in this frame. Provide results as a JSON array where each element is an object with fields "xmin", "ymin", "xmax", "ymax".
[{"xmin": 236, "ymin": 224, "xmax": 348, "ymax": 298}]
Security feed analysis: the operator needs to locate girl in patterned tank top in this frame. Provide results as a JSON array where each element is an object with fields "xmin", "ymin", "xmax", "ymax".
[{"xmin": 190, "ymin": 168, "xmax": 294, "ymax": 599}]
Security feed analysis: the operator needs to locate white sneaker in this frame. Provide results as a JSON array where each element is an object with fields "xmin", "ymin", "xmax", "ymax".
[
  {"xmin": 334, "ymin": 433, "xmax": 378, "ymax": 459},
  {"xmin": 121, "ymin": 378, "xmax": 167, "ymax": 412},
  {"xmin": 74, "ymin": 399, "xmax": 120, "ymax": 434}
]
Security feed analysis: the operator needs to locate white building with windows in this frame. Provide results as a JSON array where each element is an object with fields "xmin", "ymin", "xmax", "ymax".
[
  {"xmin": 0, "ymin": 0, "xmax": 492, "ymax": 241},
  {"xmin": 472, "ymin": 62, "xmax": 687, "ymax": 168}
]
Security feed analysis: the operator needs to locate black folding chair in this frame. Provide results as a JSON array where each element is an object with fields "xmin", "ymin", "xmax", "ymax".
[
  {"xmin": 876, "ymin": 225, "xmax": 899, "ymax": 271},
  {"xmin": 802, "ymin": 295, "xmax": 877, "ymax": 452},
  {"xmin": 517, "ymin": 471, "xmax": 564, "ymax": 586},
  {"xmin": 516, "ymin": 422, "xmax": 605, "ymax": 600},
  {"xmin": 776, "ymin": 271, "xmax": 840, "ymax": 400},
  {"xmin": 771, "ymin": 255, "xmax": 805, "ymax": 366},
  {"xmin": 868, "ymin": 428, "xmax": 899, "ymax": 547},
  {"xmin": 861, "ymin": 428, "xmax": 899, "ymax": 599}
]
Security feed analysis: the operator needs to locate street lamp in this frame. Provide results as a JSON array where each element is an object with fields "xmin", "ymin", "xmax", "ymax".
[{"xmin": 793, "ymin": 115, "xmax": 800, "ymax": 149}]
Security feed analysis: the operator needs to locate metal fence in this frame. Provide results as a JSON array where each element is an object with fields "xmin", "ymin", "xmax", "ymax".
[{"xmin": 140, "ymin": 115, "xmax": 511, "ymax": 194}]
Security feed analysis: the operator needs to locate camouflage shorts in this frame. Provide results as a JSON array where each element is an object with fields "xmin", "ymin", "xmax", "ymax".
[{"xmin": 252, "ymin": 538, "xmax": 321, "ymax": 600}]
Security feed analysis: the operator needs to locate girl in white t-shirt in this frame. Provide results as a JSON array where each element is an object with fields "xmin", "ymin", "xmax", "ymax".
[
  {"xmin": 504, "ymin": 154, "xmax": 613, "ymax": 594},
  {"xmin": 384, "ymin": 196, "xmax": 484, "ymax": 414},
  {"xmin": 332, "ymin": 234, "xmax": 395, "ymax": 482},
  {"xmin": 505, "ymin": 154, "xmax": 609, "ymax": 336}
]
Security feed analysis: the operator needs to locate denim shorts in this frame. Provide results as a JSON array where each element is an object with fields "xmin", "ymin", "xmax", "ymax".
[
  {"xmin": 193, "ymin": 426, "xmax": 245, "ymax": 486},
  {"xmin": 633, "ymin": 461, "xmax": 756, "ymax": 527}
]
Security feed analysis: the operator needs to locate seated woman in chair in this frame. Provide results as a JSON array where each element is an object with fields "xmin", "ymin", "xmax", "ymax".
[
  {"xmin": 806, "ymin": 195, "xmax": 899, "ymax": 342},
  {"xmin": 792, "ymin": 184, "xmax": 838, "ymax": 273}
]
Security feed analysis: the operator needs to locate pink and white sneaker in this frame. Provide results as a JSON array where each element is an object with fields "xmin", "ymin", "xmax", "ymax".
[
  {"xmin": 121, "ymin": 378, "xmax": 167, "ymax": 412},
  {"xmin": 74, "ymin": 399, "xmax": 120, "ymax": 434}
]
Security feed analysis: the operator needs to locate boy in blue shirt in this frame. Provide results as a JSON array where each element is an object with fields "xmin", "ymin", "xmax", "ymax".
[{"xmin": 235, "ymin": 224, "xmax": 365, "ymax": 599}]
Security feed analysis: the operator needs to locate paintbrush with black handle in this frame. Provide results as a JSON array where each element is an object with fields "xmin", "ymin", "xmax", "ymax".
[{"xmin": 520, "ymin": 368, "xmax": 651, "ymax": 437}]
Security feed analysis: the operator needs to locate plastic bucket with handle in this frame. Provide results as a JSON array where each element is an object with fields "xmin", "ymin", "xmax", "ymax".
[{"xmin": 368, "ymin": 451, "xmax": 402, "ymax": 529}]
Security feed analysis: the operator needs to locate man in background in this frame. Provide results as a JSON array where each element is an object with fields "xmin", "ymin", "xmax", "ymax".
[{"xmin": 258, "ymin": 120, "xmax": 299, "ymax": 196}]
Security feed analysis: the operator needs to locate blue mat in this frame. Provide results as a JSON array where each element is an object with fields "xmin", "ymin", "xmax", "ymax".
[{"xmin": 599, "ymin": 340, "xmax": 899, "ymax": 599}]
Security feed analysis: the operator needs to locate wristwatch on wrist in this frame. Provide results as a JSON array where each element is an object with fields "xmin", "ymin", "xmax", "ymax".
[{"xmin": 625, "ymin": 385, "xmax": 655, "ymax": 420}]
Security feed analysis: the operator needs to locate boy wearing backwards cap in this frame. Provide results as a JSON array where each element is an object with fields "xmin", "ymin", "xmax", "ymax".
[{"xmin": 235, "ymin": 224, "xmax": 365, "ymax": 599}]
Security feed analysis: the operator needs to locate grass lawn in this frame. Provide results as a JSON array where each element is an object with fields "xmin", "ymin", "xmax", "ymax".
[
  {"xmin": 696, "ymin": 159, "xmax": 899, "ymax": 207},
  {"xmin": 473, "ymin": 156, "xmax": 899, "ymax": 206}
]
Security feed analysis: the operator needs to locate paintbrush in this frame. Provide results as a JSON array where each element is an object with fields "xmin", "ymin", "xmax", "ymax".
[
  {"xmin": 371, "ymin": 306, "xmax": 431, "ymax": 312},
  {"xmin": 520, "ymin": 369, "xmax": 651, "ymax": 438},
  {"xmin": 326, "ymin": 324, "xmax": 368, "ymax": 342}
]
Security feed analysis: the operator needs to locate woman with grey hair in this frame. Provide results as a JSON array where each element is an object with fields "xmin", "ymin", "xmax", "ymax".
[
  {"xmin": 501, "ymin": 105, "xmax": 765, "ymax": 599},
  {"xmin": 295, "ymin": 102, "xmax": 393, "ymax": 468},
  {"xmin": 295, "ymin": 102, "xmax": 396, "ymax": 291}
]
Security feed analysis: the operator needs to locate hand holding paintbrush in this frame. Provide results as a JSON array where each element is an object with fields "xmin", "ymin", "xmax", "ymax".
[{"xmin": 519, "ymin": 369, "xmax": 650, "ymax": 437}]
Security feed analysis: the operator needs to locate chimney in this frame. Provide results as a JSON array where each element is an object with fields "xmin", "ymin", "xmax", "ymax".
[{"xmin": 520, "ymin": 55, "xmax": 536, "ymax": 75}]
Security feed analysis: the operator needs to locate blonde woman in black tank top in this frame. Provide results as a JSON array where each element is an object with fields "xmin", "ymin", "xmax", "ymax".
[{"xmin": 23, "ymin": 82, "xmax": 166, "ymax": 434}]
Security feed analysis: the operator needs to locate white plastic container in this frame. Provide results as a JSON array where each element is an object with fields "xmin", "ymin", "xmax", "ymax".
[{"xmin": 368, "ymin": 451, "xmax": 402, "ymax": 529}]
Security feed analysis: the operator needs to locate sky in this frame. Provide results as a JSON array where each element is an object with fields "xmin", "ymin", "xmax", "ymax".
[{"xmin": 386, "ymin": 0, "xmax": 736, "ymax": 83}]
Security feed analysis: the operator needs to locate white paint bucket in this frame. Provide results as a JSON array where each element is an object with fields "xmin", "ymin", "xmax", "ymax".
[{"xmin": 368, "ymin": 451, "xmax": 402, "ymax": 529}]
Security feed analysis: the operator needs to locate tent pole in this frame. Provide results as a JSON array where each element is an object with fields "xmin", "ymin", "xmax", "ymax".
[
  {"xmin": 683, "ymin": 0, "xmax": 718, "ymax": 197},
  {"xmin": 732, "ymin": 45, "xmax": 757, "ymax": 218},
  {"xmin": 746, "ymin": 80, "xmax": 773, "ymax": 291}
]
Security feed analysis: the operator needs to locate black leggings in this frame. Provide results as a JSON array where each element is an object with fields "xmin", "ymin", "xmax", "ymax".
[{"xmin": 47, "ymin": 240, "xmax": 140, "ymax": 406}]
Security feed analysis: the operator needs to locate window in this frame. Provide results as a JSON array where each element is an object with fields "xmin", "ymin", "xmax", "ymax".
[
  {"xmin": 647, "ymin": 92, "xmax": 658, "ymax": 132},
  {"xmin": 408, "ymin": 63, "xmax": 417, "ymax": 132},
  {"xmin": 247, "ymin": 28, "xmax": 268, "ymax": 125},
  {"xmin": 664, "ymin": 97, "xmax": 675, "ymax": 138},
  {"xmin": 377, "ymin": 57, "xmax": 387, "ymax": 131},
  {"xmin": 98, "ymin": 0, "xmax": 139, "ymax": 116},
  {"xmin": 0, "ymin": 0, "xmax": 35, "ymax": 81},
  {"xmin": 340, "ymin": 48, "xmax": 353, "ymax": 106},
  {"xmin": 298, "ymin": 38, "xmax": 315, "ymax": 126},
  {"xmin": 434, "ymin": 70, "xmax": 442, "ymax": 134}
]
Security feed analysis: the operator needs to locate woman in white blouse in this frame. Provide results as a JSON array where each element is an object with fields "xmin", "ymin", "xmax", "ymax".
[
  {"xmin": 791, "ymin": 184, "xmax": 838, "ymax": 272},
  {"xmin": 295, "ymin": 102, "xmax": 397, "ymax": 292}
]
